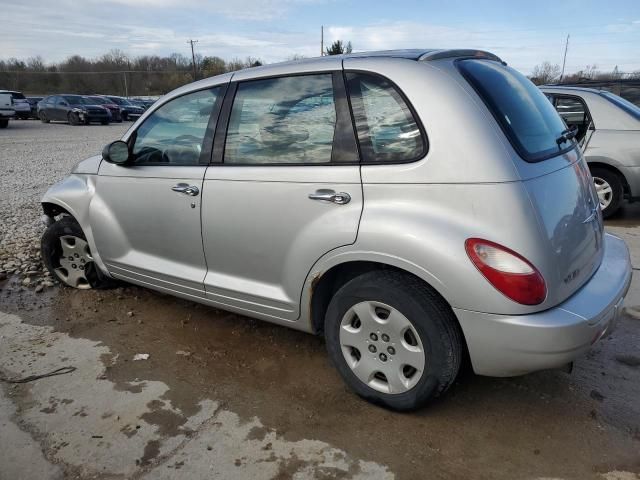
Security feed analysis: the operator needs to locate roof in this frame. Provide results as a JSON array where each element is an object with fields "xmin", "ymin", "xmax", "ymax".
[
  {"xmin": 540, "ymin": 85, "xmax": 605, "ymax": 94},
  {"xmin": 268, "ymin": 48, "xmax": 502, "ymax": 69}
]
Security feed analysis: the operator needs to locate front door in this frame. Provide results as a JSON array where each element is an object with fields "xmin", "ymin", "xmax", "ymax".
[
  {"xmin": 201, "ymin": 65, "xmax": 363, "ymax": 321},
  {"xmin": 91, "ymin": 85, "xmax": 226, "ymax": 298}
]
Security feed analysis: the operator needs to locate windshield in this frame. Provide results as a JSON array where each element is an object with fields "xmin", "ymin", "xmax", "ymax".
[
  {"xmin": 600, "ymin": 91, "xmax": 640, "ymax": 121},
  {"xmin": 458, "ymin": 59, "xmax": 572, "ymax": 162},
  {"xmin": 109, "ymin": 96, "xmax": 131, "ymax": 106},
  {"xmin": 88, "ymin": 96, "xmax": 107, "ymax": 104},
  {"xmin": 63, "ymin": 95, "xmax": 88, "ymax": 105}
]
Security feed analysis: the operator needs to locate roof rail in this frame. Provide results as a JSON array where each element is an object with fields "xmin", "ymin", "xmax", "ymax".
[{"xmin": 418, "ymin": 49, "xmax": 504, "ymax": 63}]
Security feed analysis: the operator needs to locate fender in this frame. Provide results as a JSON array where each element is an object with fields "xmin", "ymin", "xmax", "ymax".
[{"xmin": 41, "ymin": 173, "xmax": 112, "ymax": 278}]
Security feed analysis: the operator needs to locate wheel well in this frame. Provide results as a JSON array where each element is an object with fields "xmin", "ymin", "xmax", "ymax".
[
  {"xmin": 310, "ymin": 261, "xmax": 453, "ymax": 333},
  {"xmin": 588, "ymin": 162, "xmax": 629, "ymax": 195},
  {"xmin": 42, "ymin": 202, "xmax": 72, "ymax": 220}
]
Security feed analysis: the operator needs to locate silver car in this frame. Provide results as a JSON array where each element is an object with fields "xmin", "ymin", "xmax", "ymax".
[
  {"xmin": 40, "ymin": 49, "xmax": 632, "ymax": 410},
  {"xmin": 541, "ymin": 86, "xmax": 640, "ymax": 217}
]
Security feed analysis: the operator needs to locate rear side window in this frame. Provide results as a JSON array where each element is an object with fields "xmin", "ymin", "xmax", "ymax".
[
  {"xmin": 346, "ymin": 72, "xmax": 425, "ymax": 163},
  {"xmin": 225, "ymin": 74, "xmax": 336, "ymax": 165},
  {"xmin": 458, "ymin": 59, "xmax": 571, "ymax": 162}
]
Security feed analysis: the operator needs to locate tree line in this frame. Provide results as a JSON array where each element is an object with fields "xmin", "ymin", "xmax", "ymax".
[
  {"xmin": 0, "ymin": 40, "xmax": 356, "ymax": 97},
  {"xmin": 529, "ymin": 61, "xmax": 640, "ymax": 85},
  {"xmin": 0, "ymin": 49, "xmax": 265, "ymax": 97}
]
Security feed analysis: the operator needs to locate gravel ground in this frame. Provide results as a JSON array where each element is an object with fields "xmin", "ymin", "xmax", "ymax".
[{"xmin": 0, "ymin": 120, "xmax": 128, "ymax": 288}]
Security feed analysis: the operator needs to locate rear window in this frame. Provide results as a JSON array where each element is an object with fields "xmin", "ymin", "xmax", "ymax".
[
  {"xmin": 599, "ymin": 91, "xmax": 640, "ymax": 121},
  {"xmin": 458, "ymin": 59, "xmax": 572, "ymax": 162},
  {"xmin": 11, "ymin": 92, "xmax": 26, "ymax": 100}
]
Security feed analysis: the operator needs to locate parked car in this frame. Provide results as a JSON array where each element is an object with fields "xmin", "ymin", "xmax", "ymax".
[
  {"xmin": 0, "ymin": 92, "xmax": 15, "ymax": 128},
  {"xmin": 0, "ymin": 90, "xmax": 31, "ymax": 119},
  {"xmin": 40, "ymin": 49, "xmax": 631, "ymax": 411},
  {"xmin": 102, "ymin": 95, "xmax": 144, "ymax": 120},
  {"xmin": 38, "ymin": 95, "xmax": 110, "ymax": 125},
  {"xmin": 541, "ymin": 86, "xmax": 640, "ymax": 217},
  {"xmin": 86, "ymin": 96, "xmax": 123, "ymax": 122},
  {"xmin": 26, "ymin": 96, "xmax": 43, "ymax": 119},
  {"xmin": 129, "ymin": 98, "xmax": 155, "ymax": 110}
]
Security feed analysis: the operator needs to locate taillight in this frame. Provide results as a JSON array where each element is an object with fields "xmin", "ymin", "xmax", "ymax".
[{"xmin": 465, "ymin": 238, "xmax": 546, "ymax": 305}]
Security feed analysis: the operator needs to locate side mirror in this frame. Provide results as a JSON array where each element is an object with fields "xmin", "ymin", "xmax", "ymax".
[{"xmin": 102, "ymin": 140, "xmax": 130, "ymax": 165}]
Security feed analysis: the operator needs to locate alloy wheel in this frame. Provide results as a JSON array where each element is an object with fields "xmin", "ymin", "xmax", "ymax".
[
  {"xmin": 339, "ymin": 301, "xmax": 425, "ymax": 394},
  {"xmin": 54, "ymin": 235, "xmax": 93, "ymax": 289},
  {"xmin": 593, "ymin": 176, "xmax": 613, "ymax": 209}
]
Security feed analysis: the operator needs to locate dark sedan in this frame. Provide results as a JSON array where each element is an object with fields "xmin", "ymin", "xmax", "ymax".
[
  {"xmin": 38, "ymin": 95, "xmax": 110, "ymax": 125},
  {"xmin": 86, "ymin": 96, "xmax": 122, "ymax": 122},
  {"xmin": 102, "ymin": 95, "xmax": 144, "ymax": 121}
]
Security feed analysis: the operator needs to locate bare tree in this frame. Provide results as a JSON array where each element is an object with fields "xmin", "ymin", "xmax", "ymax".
[{"xmin": 530, "ymin": 61, "xmax": 562, "ymax": 85}]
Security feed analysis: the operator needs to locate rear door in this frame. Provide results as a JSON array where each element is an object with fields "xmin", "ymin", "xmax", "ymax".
[{"xmin": 201, "ymin": 66, "xmax": 362, "ymax": 320}]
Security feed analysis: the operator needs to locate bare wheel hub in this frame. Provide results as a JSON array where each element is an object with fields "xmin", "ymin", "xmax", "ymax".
[
  {"xmin": 339, "ymin": 301, "xmax": 426, "ymax": 394},
  {"xmin": 55, "ymin": 236, "xmax": 93, "ymax": 289}
]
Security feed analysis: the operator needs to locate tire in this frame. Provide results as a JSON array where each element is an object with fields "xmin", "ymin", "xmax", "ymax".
[
  {"xmin": 0, "ymin": 119, "xmax": 7, "ymax": 129},
  {"xmin": 68, "ymin": 112, "xmax": 81, "ymax": 126},
  {"xmin": 324, "ymin": 270, "xmax": 462, "ymax": 411},
  {"xmin": 590, "ymin": 166, "xmax": 623, "ymax": 218},
  {"xmin": 41, "ymin": 216, "xmax": 117, "ymax": 289},
  {"xmin": 101, "ymin": 119, "xmax": 109, "ymax": 125},
  {"xmin": 40, "ymin": 112, "xmax": 50, "ymax": 123}
]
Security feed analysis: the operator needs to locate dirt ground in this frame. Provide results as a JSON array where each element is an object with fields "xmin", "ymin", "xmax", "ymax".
[{"xmin": 1, "ymin": 122, "xmax": 639, "ymax": 479}]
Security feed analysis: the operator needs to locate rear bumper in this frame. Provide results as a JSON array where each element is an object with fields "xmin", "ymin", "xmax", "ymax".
[{"xmin": 455, "ymin": 233, "xmax": 632, "ymax": 377}]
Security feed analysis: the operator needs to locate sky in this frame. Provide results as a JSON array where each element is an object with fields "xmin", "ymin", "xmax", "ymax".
[{"xmin": 0, "ymin": 0, "xmax": 639, "ymax": 75}]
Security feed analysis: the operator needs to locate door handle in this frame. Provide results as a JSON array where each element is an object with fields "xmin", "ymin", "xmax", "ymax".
[
  {"xmin": 308, "ymin": 189, "xmax": 351, "ymax": 205},
  {"xmin": 172, "ymin": 183, "xmax": 199, "ymax": 196}
]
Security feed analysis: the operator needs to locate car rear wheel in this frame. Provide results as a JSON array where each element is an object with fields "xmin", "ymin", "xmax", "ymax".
[
  {"xmin": 324, "ymin": 270, "xmax": 462, "ymax": 411},
  {"xmin": 41, "ymin": 216, "xmax": 116, "ymax": 289},
  {"xmin": 39, "ymin": 112, "xmax": 50, "ymax": 123},
  {"xmin": 591, "ymin": 167, "xmax": 623, "ymax": 218},
  {"xmin": 0, "ymin": 119, "xmax": 7, "ymax": 128}
]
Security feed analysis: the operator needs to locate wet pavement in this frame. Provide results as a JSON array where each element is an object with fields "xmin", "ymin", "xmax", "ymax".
[{"xmin": 1, "ymin": 225, "xmax": 640, "ymax": 479}]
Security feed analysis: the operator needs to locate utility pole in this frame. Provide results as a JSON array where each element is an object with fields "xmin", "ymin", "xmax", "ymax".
[
  {"xmin": 188, "ymin": 39, "xmax": 199, "ymax": 80},
  {"xmin": 123, "ymin": 71, "xmax": 128, "ymax": 98},
  {"xmin": 321, "ymin": 26, "xmax": 324, "ymax": 56},
  {"xmin": 560, "ymin": 34, "xmax": 569, "ymax": 82}
]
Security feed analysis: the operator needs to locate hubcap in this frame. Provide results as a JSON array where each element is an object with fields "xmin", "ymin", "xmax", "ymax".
[
  {"xmin": 593, "ymin": 177, "xmax": 613, "ymax": 209},
  {"xmin": 55, "ymin": 236, "xmax": 93, "ymax": 289},
  {"xmin": 339, "ymin": 301, "xmax": 426, "ymax": 395}
]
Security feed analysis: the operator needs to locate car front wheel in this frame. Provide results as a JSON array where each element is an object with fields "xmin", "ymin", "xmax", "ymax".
[
  {"xmin": 68, "ymin": 112, "xmax": 81, "ymax": 126},
  {"xmin": 591, "ymin": 167, "xmax": 623, "ymax": 218},
  {"xmin": 324, "ymin": 270, "xmax": 462, "ymax": 411},
  {"xmin": 41, "ymin": 216, "xmax": 116, "ymax": 289},
  {"xmin": 0, "ymin": 119, "xmax": 7, "ymax": 128}
]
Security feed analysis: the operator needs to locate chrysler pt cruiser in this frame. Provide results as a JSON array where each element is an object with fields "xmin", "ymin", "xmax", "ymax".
[{"xmin": 40, "ymin": 50, "xmax": 632, "ymax": 410}]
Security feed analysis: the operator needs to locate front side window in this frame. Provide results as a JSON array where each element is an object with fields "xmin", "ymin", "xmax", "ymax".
[
  {"xmin": 224, "ymin": 74, "xmax": 336, "ymax": 164},
  {"xmin": 132, "ymin": 88, "xmax": 220, "ymax": 165},
  {"xmin": 346, "ymin": 72, "xmax": 425, "ymax": 163},
  {"xmin": 458, "ymin": 59, "xmax": 571, "ymax": 162}
]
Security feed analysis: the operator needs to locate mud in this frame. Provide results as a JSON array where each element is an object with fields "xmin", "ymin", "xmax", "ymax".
[{"xmin": 1, "ymin": 268, "xmax": 639, "ymax": 479}]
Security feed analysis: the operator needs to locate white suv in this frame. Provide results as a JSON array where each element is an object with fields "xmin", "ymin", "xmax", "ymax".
[{"xmin": 0, "ymin": 92, "xmax": 15, "ymax": 128}]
